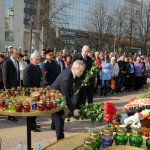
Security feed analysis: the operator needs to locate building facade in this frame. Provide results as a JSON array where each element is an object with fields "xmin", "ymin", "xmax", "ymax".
[
  {"xmin": 0, "ymin": 0, "xmax": 144, "ymax": 52},
  {"xmin": 0, "ymin": 0, "xmax": 42, "ymax": 53}
]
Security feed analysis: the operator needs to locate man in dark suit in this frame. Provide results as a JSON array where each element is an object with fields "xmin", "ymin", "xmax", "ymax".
[
  {"xmin": 2, "ymin": 49, "xmax": 20, "ymax": 122},
  {"xmin": 55, "ymin": 52, "xmax": 66, "ymax": 74},
  {"xmin": 51, "ymin": 60, "xmax": 85, "ymax": 140},
  {"xmin": 23, "ymin": 52, "xmax": 42, "ymax": 132},
  {"xmin": 71, "ymin": 45, "xmax": 93, "ymax": 108},
  {"xmin": 3, "ymin": 49, "xmax": 20, "ymax": 89}
]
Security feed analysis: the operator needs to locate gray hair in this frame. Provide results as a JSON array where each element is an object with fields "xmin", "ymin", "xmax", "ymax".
[
  {"xmin": 82, "ymin": 45, "xmax": 89, "ymax": 51},
  {"xmin": 72, "ymin": 60, "xmax": 85, "ymax": 69},
  {"xmin": 30, "ymin": 52, "xmax": 40, "ymax": 59}
]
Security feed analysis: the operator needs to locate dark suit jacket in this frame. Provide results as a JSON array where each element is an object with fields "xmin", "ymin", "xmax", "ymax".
[
  {"xmin": 51, "ymin": 68, "xmax": 75, "ymax": 112},
  {"xmin": 71, "ymin": 54, "xmax": 93, "ymax": 89},
  {"xmin": 23, "ymin": 63, "xmax": 42, "ymax": 87},
  {"xmin": 2, "ymin": 59, "xmax": 20, "ymax": 89},
  {"xmin": 56, "ymin": 59, "xmax": 66, "ymax": 74}
]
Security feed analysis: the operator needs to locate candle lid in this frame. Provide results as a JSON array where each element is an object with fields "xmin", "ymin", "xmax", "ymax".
[
  {"xmin": 131, "ymin": 128, "xmax": 141, "ymax": 136},
  {"xmin": 90, "ymin": 131, "xmax": 100, "ymax": 139},
  {"xmin": 102, "ymin": 127, "xmax": 113, "ymax": 136},
  {"xmin": 117, "ymin": 127, "xmax": 127, "ymax": 135},
  {"xmin": 84, "ymin": 137, "xmax": 96, "ymax": 145}
]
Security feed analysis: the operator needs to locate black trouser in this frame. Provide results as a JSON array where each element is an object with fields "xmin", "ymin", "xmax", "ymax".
[
  {"xmin": 134, "ymin": 76, "xmax": 142, "ymax": 90},
  {"xmin": 125, "ymin": 73, "xmax": 134, "ymax": 91},
  {"xmin": 87, "ymin": 78, "xmax": 95, "ymax": 104},
  {"xmin": 52, "ymin": 110, "xmax": 64, "ymax": 140},
  {"xmin": 116, "ymin": 73, "xmax": 125, "ymax": 92},
  {"xmin": 76, "ymin": 86, "xmax": 88, "ymax": 109}
]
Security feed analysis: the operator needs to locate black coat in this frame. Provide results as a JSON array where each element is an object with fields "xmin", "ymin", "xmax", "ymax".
[
  {"xmin": 44, "ymin": 60, "xmax": 60, "ymax": 86},
  {"xmin": 23, "ymin": 63, "xmax": 42, "ymax": 87},
  {"xmin": 126, "ymin": 62, "xmax": 135, "ymax": 75},
  {"xmin": 55, "ymin": 59, "xmax": 66, "ymax": 74},
  {"xmin": 51, "ymin": 68, "xmax": 75, "ymax": 112},
  {"xmin": 2, "ymin": 59, "xmax": 20, "ymax": 89},
  {"xmin": 118, "ymin": 60, "xmax": 126, "ymax": 74}
]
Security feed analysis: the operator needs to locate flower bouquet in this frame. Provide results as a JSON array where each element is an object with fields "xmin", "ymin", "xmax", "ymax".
[
  {"xmin": 77, "ymin": 102, "xmax": 117, "ymax": 124},
  {"xmin": 121, "ymin": 89, "xmax": 150, "ymax": 136},
  {"xmin": 40, "ymin": 70, "xmax": 48, "ymax": 87},
  {"xmin": 75, "ymin": 62, "xmax": 101, "ymax": 95}
]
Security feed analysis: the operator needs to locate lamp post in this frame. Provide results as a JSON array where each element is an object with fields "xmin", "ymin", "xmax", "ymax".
[
  {"xmin": 19, "ymin": 46, "xmax": 21, "ymax": 53},
  {"xmin": 106, "ymin": 14, "xmax": 117, "ymax": 54},
  {"xmin": 5, "ymin": 46, "xmax": 8, "ymax": 56},
  {"xmin": 29, "ymin": 15, "xmax": 33, "ymax": 55}
]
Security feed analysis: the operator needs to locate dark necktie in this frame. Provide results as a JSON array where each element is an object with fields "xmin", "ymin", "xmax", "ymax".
[
  {"xmin": 58, "ymin": 61, "xmax": 61, "ymax": 72},
  {"xmin": 36, "ymin": 65, "xmax": 42, "ymax": 75},
  {"xmin": 84, "ymin": 56, "xmax": 87, "ymax": 62},
  {"xmin": 14, "ymin": 60, "xmax": 19, "ymax": 80}
]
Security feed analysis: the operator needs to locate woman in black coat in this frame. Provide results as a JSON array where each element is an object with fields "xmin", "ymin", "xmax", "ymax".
[{"xmin": 125, "ymin": 57, "xmax": 135, "ymax": 92}]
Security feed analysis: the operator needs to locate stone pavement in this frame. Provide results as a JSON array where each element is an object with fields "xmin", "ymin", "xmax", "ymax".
[{"xmin": 0, "ymin": 83, "xmax": 149, "ymax": 150}]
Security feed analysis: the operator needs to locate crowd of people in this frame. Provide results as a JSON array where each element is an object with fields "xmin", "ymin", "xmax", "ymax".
[{"xmin": 0, "ymin": 45, "xmax": 150, "ymax": 140}]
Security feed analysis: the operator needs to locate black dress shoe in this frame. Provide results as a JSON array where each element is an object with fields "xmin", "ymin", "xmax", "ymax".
[
  {"xmin": 31, "ymin": 128, "xmax": 41, "ymax": 132},
  {"xmin": 8, "ymin": 116, "xmax": 18, "ymax": 122},
  {"xmin": 34, "ymin": 124, "xmax": 41, "ymax": 128}
]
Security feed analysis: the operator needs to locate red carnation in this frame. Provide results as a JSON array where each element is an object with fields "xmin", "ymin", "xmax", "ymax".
[
  {"xmin": 104, "ymin": 114, "xmax": 114, "ymax": 123},
  {"xmin": 104, "ymin": 102, "xmax": 116, "ymax": 114},
  {"xmin": 43, "ymin": 70, "xmax": 48, "ymax": 75}
]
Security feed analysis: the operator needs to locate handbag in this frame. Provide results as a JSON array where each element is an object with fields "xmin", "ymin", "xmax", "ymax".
[{"xmin": 111, "ymin": 79, "xmax": 115, "ymax": 90}]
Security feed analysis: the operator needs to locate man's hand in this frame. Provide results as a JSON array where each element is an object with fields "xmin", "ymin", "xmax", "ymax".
[
  {"xmin": 73, "ymin": 109, "xmax": 79, "ymax": 116},
  {"xmin": 45, "ymin": 85, "xmax": 51, "ymax": 89}
]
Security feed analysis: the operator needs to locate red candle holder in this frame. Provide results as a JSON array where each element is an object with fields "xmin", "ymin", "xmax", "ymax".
[
  {"xmin": 16, "ymin": 103, "xmax": 23, "ymax": 112},
  {"xmin": 52, "ymin": 101, "xmax": 57, "ymax": 109},
  {"xmin": 23, "ymin": 103, "xmax": 30, "ymax": 112},
  {"xmin": 0, "ymin": 100, "xmax": 5, "ymax": 109},
  {"xmin": 46, "ymin": 101, "xmax": 52, "ymax": 110},
  {"xmin": 38, "ymin": 103, "xmax": 45, "ymax": 111}
]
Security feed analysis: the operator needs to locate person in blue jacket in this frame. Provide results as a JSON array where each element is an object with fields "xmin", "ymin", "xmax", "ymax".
[{"xmin": 99, "ymin": 54, "xmax": 113, "ymax": 96}]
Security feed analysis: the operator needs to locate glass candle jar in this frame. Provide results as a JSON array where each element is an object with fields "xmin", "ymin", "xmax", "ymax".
[
  {"xmin": 0, "ymin": 100, "xmax": 5, "ymax": 108},
  {"xmin": 31, "ymin": 101, "xmax": 37, "ymax": 110},
  {"xmin": 23, "ymin": 102, "xmax": 30, "ymax": 112},
  {"xmin": 129, "ymin": 128, "xmax": 143, "ymax": 148},
  {"xmin": 46, "ymin": 100, "xmax": 52, "ymax": 110},
  {"xmin": 52, "ymin": 101, "xmax": 57, "ymax": 109},
  {"xmin": 8, "ymin": 103, "xmax": 16, "ymax": 112},
  {"xmin": 84, "ymin": 137, "xmax": 96, "ymax": 149},
  {"xmin": 46, "ymin": 93, "xmax": 51, "ymax": 99},
  {"xmin": 114, "ymin": 127, "xmax": 128, "ymax": 145},
  {"xmin": 4, "ymin": 100, "xmax": 8, "ymax": 110},
  {"xmin": 16, "ymin": 102, "xmax": 23, "ymax": 112},
  {"xmin": 101, "ymin": 127, "xmax": 113, "ymax": 149},
  {"xmin": 38, "ymin": 101, "xmax": 45, "ymax": 111},
  {"xmin": 60, "ymin": 97, "xmax": 66, "ymax": 106},
  {"xmin": 90, "ymin": 131, "xmax": 101, "ymax": 150}
]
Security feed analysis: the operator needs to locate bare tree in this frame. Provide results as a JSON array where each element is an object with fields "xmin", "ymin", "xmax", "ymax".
[
  {"xmin": 136, "ymin": 2, "xmax": 150, "ymax": 55},
  {"xmin": 36, "ymin": 0, "xmax": 74, "ymax": 49},
  {"xmin": 85, "ymin": 1, "xmax": 108, "ymax": 50}
]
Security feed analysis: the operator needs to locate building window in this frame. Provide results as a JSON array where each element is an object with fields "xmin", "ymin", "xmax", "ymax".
[{"xmin": 5, "ymin": 0, "xmax": 14, "ymax": 41}]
